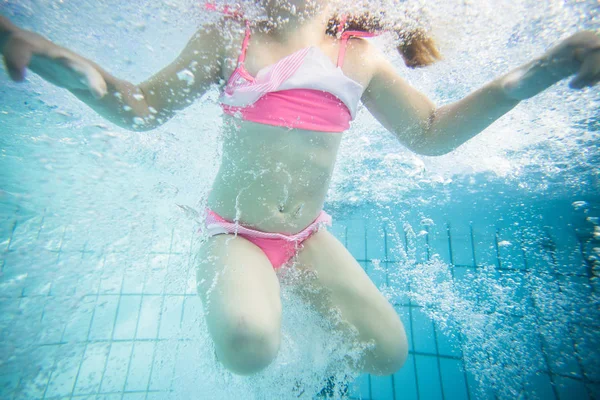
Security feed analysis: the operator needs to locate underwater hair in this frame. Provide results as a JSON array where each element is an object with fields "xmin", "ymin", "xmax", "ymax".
[{"xmin": 326, "ymin": 12, "xmax": 442, "ymax": 68}]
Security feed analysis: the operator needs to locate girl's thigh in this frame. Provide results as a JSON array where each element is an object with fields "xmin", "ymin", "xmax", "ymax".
[{"xmin": 196, "ymin": 234, "xmax": 282, "ymax": 373}]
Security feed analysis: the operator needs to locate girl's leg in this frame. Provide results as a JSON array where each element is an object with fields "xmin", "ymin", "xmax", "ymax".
[
  {"xmin": 196, "ymin": 234, "xmax": 282, "ymax": 375},
  {"xmin": 293, "ymin": 229, "xmax": 408, "ymax": 376}
]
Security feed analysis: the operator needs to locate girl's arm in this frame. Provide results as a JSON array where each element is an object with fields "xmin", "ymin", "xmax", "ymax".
[
  {"xmin": 0, "ymin": 15, "xmax": 223, "ymax": 131},
  {"xmin": 361, "ymin": 31, "xmax": 600, "ymax": 156}
]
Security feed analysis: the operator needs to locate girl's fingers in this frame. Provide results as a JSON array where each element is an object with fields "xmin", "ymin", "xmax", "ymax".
[
  {"xmin": 65, "ymin": 58, "xmax": 107, "ymax": 98},
  {"xmin": 569, "ymin": 50, "xmax": 600, "ymax": 89},
  {"xmin": 3, "ymin": 38, "xmax": 31, "ymax": 81}
]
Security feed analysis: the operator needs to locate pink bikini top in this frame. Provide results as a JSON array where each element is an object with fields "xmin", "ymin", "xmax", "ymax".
[{"xmin": 207, "ymin": 3, "xmax": 378, "ymax": 133}]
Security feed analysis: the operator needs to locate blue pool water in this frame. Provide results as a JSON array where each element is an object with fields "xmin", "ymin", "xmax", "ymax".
[{"xmin": 1, "ymin": 0, "xmax": 599, "ymax": 399}]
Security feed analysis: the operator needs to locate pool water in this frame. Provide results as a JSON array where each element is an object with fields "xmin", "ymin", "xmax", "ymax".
[
  {"xmin": 1, "ymin": 0, "xmax": 600, "ymax": 399},
  {"xmin": 1, "ymin": 193, "xmax": 598, "ymax": 399}
]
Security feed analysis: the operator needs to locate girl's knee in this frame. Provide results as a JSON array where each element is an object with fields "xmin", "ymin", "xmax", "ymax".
[
  {"xmin": 215, "ymin": 316, "xmax": 281, "ymax": 375},
  {"xmin": 364, "ymin": 316, "xmax": 409, "ymax": 375}
]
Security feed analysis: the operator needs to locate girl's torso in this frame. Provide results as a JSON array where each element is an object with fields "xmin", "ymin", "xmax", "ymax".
[{"xmin": 207, "ymin": 19, "xmax": 373, "ymax": 234}]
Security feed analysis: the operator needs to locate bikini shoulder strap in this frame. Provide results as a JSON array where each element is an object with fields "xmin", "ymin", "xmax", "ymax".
[
  {"xmin": 204, "ymin": 2, "xmax": 251, "ymax": 65},
  {"xmin": 336, "ymin": 15, "xmax": 379, "ymax": 68}
]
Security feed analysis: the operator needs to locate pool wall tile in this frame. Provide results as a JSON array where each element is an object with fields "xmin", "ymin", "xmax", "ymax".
[{"xmin": 393, "ymin": 354, "xmax": 418, "ymax": 400}]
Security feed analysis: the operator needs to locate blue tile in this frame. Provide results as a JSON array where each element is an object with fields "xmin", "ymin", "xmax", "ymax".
[
  {"xmin": 99, "ymin": 254, "xmax": 124, "ymax": 295},
  {"xmin": 439, "ymin": 358, "xmax": 468, "ymax": 400},
  {"xmin": 151, "ymin": 221, "xmax": 173, "ymax": 253},
  {"xmin": 99, "ymin": 342, "xmax": 133, "ymax": 393},
  {"xmin": 144, "ymin": 255, "xmax": 168, "ymax": 295},
  {"xmin": 96, "ymin": 395, "xmax": 123, "ymax": 400},
  {"xmin": 180, "ymin": 297, "xmax": 202, "ymax": 339},
  {"xmin": 0, "ymin": 371, "xmax": 21, "ymax": 398},
  {"xmin": 370, "ymin": 374, "xmax": 393, "ymax": 400},
  {"xmin": 390, "ymin": 264, "xmax": 411, "ymax": 305},
  {"xmin": 395, "ymin": 306, "xmax": 412, "ymax": 351},
  {"xmin": 171, "ymin": 341, "xmax": 204, "ymax": 395},
  {"xmin": 73, "ymin": 342, "xmax": 110, "ymax": 396},
  {"xmin": 158, "ymin": 296, "xmax": 184, "ymax": 339},
  {"xmin": 404, "ymin": 220, "xmax": 428, "ymax": 264},
  {"xmin": 329, "ymin": 223, "xmax": 347, "ymax": 245},
  {"xmin": 62, "ymin": 296, "xmax": 96, "ymax": 342},
  {"xmin": 470, "ymin": 221, "xmax": 498, "ymax": 267},
  {"xmin": 122, "ymin": 261, "xmax": 147, "ymax": 295},
  {"xmin": 13, "ymin": 344, "xmax": 61, "ymax": 399},
  {"xmin": 447, "ymin": 220, "xmax": 474, "ymax": 266},
  {"xmin": 88, "ymin": 295, "xmax": 119, "ymax": 341},
  {"xmin": 364, "ymin": 260, "xmax": 388, "ymax": 289},
  {"xmin": 366, "ymin": 222, "xmax": 386, "ymax": 261},
  {"xmin": 545, "ymin": 219, "xmax": 586, "ymax": 275},
  {"xmin": 149, "ymin": 341, "xmax": 177, "ymax": 391},
  {"xmin": 44, "ymin": 343, "xmax": 86, "ymax": 398},
  {"xmin": 414, "ymin": 355, "xmax": 442, "ymax": 400},
  {"xmin": 435, "ymin": 323, "xmax": 462, "ymax": 358},
  {"xmin": 427, "ymin": 224, "xmax": 450, "ymax": 264},
  {"xmin": 113, "ymin": 295, "xmax": 142, "ymax": 340},
  {"xmin": 171, "ymin": 226, "xmax": 193, "ymax": 254},
  {"xmin": 545, "ymin": 339, "xmax": 583, "ymax": 378},
  {"xmin": 38, "ymin": 296, "xmax": 70, "ymax": 345},
  {"xmin": 349, "ymin": 374, "xmax": 370, "ymax": 399},
  {"xmin": 393, "ymin": 354, "xmax": 418, "ymax": 400},
  {"xmin": 75, "ymin": 253, "xmax": 104, "ymax": 296},
  {"xmin": 572, "ymin": 324, "xmax": 600, "ymax": 382},
  {"xmin": 555, "ymin": 376, "xmax": 589, "ymax": 400},
  {"xmin": 146, "ymin": 392, "xmax": 172, "ymax": 400},
  {"xmin": 50, "ymin": 253, "xmax": 81, "ymax": 296},
  {"xmin": 495, "ymin": 225, "xmax": 526, "ymax": 269},
  {"xmin": 498, "ymin": 270, "xmax": 531, "ymax": 315},
  {"xmin": 60, "ymin": 224, "xmax": 90, "ymax": 253},
  {"xmin": 346, "ymin": 219, "xmax": 366, "ymax": 259},
  {"xmin": 125, "ymin": 342, "xmax": 154, "ymax": 392},
  {"xmin": 122, "ymin": 393, "xmax": 147, "ymax": 400},
  {"xmin": 36, "ymin": 219, "xmax": 65, "ymax": 252},
  {"xmin": 524, "ymin": 372, "xmax": 556, "ymax": 400},
  {"xmin": 164, "ymin": 254, "xmax": 188, "ymax": 294},
  {"xmin": 465, "ymin": 369, "xmax": 495, "ymax": 400},
  {"xmin": 411, "ymin": 308, "xmax": 436, "ymax": 355},
  {"xmin": 587, "ymin": 383, "xmax": 600, "ymax": 400},
  {"xmin": 6, "ymin": 216, "xmax": 42, "ymax": 252},
  {"xmin": 136, "ymin": 296, "xmax": 161, "ymax": 339}
]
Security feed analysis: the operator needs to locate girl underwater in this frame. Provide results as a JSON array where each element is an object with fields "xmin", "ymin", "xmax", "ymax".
[{"xmin": 1, "ymin": 0, "xmax": 599, "ymax": 378}]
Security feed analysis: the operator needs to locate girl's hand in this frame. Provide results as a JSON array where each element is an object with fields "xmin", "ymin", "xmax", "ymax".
[
  {"xmin": 543, "ymin": 30, "xmax": 600, "ymax": 89},
  {"xmin": 0, "ymin": 16, "xmax": 107, "ymax": 98},
  {"xmin": 503, "ymin": 31, "xmax": 600, "ymax": 100}
]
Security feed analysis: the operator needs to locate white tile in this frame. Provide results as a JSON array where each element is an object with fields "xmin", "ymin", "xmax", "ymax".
[
  {"xmin": 124, "ymin": 342, "xmax": 155, "ymax": 391},
  {"xmin": 113, "ymin": 295, "xmax": 142, "ymax": 340},
  {"xmin": 164, "ymin": 254, "xmax": 188, "ymax": 294},
  {"xmin": 144, "ymin": 255, "xmax": 168, "ymax": 295},
  {"xmin": 136, "ymin": 296, "xmax": 162, "ymax": 339},
  {"xmin": 121, "ymin": 260, "xmax": 147, "ymax": 295},
  {"xmin": 149, "ymin": 341, "xmax": 177, "ymax": 391},
  {"xmin": 61, "ymin": 296, "xmax": 96, "ymax": 342},
  {"xmin": 158, "ymin": 296, "xmax": 184, "ymax": 340},
  {"xmin": 44, "ymin": 343, "xmax": 86, "ymax": 398},
  {"xmin": 99, "ymin": 342, "xmax": 133, "ymax": 393},
  {"xmin": 73, "ymin": 342, "xmax": 110, "ymax": 396},
  {"xmin": 88, "ymin": 296, "xmax": 119, "ymax": 341},
  {"xmin": 180, "ymin": 297, "xmax": 202, "ymax": 340},
  {"xmin": 38, "ymin": 296, "xmax": 71, "ymax": 345}
]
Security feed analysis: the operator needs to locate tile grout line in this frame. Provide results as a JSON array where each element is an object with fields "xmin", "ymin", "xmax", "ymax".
[
  {"xmin": 448, "ymin": 222, "xmax": 472, "ymax": 400},
  {"xmin": 404, "ymin": 226, "xmax": 420, "ymax": 400},
  {"xmin": 144, "ymin": 227, "xmax": 176, "ymax": 399}
]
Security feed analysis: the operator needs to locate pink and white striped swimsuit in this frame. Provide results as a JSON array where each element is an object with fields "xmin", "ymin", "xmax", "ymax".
[{"xmin": 219, "ymin": 15, "xmax": 377, "ymax": 133}]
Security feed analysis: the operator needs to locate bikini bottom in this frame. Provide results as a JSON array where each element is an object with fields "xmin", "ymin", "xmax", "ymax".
[{"xmin": 204, "ymin": 208, "xmax": 332, "ymax": 269}]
